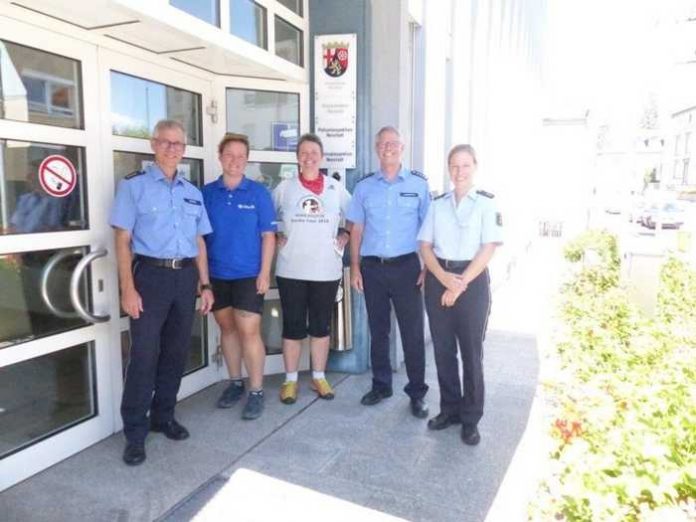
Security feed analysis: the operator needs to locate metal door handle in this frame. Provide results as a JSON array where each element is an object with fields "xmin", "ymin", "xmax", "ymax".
[
  {"xmin": 70, "ymin": 248, "xmax": 110, "ymax": 323},
  {"xmin": 40, "ymin": 248, "xmax": 82, "ymax": 319}
]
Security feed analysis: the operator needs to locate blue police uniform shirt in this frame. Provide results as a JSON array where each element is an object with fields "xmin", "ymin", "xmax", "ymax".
[
  {"xmin": 10, "ymin": 192, "xmax": 64, "ymax": 233},
  {"xmin": 109, "ymin": 163, "xmax": 212, "ymax": 258},
  {"xmin": 417, "ymin": 188, "xmax": 503, "ymax": 260},
  {"xmin": 202, "ymin": 175, "xmax": 276, "ymax": 280},
  {"xmin": 346, "ymin": 166, "xmax": 430, "ymax": 257}
]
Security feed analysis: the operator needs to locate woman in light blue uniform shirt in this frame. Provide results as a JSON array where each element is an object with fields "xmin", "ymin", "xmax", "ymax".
[{"xmin": 417, "ymin": 144, "xmax": 503, "ymax": 446}]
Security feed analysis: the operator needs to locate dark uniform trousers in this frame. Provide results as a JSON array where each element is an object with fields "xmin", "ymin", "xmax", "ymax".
[
  {"xmin": 121, "ymin": 262, "xmax": 198, "ymax": 443},
  {"xmin": 424, "ymin": 264, "xmax": 491, "ymax": 427},
  {"xmin": 361, "ymin": 253, "xmax": 428, "ymax": 399}
]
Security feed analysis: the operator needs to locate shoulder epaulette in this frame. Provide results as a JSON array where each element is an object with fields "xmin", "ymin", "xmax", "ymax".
[
  {"xmin": 125, "ymin": 170, "xmax": 145, "ymax": 180},
  {"xmin": 410, "ymin": 170, "xmax": 428, "ymax": 181},
  {"xmin": 433, "ymin": 192, "xmax": 449, "ymax": 200},
  {"xmin": 476, "ymin": 190, "xmax": 495, "ymax": 199},
  {"xmin": 356, "ymin": 172, "xmax": 376, "ymax": 183}
]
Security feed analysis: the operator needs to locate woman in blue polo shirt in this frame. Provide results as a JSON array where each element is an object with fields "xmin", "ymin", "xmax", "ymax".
[{"xmin": 202, "ymin": 133, "xmax": 276, "ymax": 420}]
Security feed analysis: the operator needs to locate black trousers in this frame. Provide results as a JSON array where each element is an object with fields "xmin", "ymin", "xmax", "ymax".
[
  {"xmin": 121, "ymin": 262, "xmax": 198, "ymax": 443},
  {"xmin": 424, "ymin": 265, "xmax": 491, "ymax": 426},
  {"xmin": 361, "ymin": 253, "xmax": 428, "ymax": 399}
]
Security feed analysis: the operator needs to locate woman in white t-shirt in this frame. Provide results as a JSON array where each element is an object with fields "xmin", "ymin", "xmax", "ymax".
[{"xmin": 273, "ymin": 133, "xmax": 351, "ymax": 404}]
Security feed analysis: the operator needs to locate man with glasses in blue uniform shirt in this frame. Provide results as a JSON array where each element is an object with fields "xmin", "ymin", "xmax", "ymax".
[
  {"xmin": 110, "ymin": 119, "xmax": 214, "ymax": 466},
  {"xmin": 347, "ymin": 126, "xmax": 430, "ymax": 418}
]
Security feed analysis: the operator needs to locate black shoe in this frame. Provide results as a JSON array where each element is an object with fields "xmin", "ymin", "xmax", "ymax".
[
  {"xmin": 427, "ymin": 412, "xmax": 461, "ymax": 430},
  {"xmin": 150, "ymin": 419, "xmax": 190, "ymax": 440},
  {"xmin": 217, "ymin": 380, "xmax": 245, "ymax": 408},
  {"xmin": 410, "ymin": 398, "xmax": 429, "ymax": 419},
  {"xmin": 123, "ymin": 442, "xmax": 146, "ymax": 466},
  {"xmin": 360, "ymin": 388, "xmax": 393, "ymax": 406},
  {"xmin": 461, "ymin": 425, "xmax": 481, "ymax": 446},
  {"xmin": 242, "ymin": 391, "xmax": 264, "ymax": 420}
]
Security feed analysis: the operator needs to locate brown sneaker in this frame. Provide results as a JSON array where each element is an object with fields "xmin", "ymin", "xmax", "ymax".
[
  {"xmin": 311, "ymin": 378, "xmax": 335, "ymax": 400},
  {"xmin": 280, "ymin": 381, "xmax": 298, "ymax": 404}
]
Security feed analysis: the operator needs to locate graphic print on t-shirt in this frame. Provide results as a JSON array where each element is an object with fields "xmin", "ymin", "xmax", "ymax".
[{"xmin": 300, "ymin": 195, "xmax": 323, "ymax": 215}]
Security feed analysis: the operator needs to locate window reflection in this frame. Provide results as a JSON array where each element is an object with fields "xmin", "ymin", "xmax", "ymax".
[
  {"xmin": 0, "ymin": 140, "xmax": 88, "ymax": 236},
  {"xmin": 226, "ymin": 88, "xmax": 299, "ymax": 151},
  {"xmin": 110, "ymin": 71, "xmax": 202, "ymax": 146},
  {"xmin": 277, "ymin": 0, "xmax": 302, "ymax": 16},
  {"xmin": 0, "ymin": 343, "xmax": 96, "ymax": 458},
  {"xmin": 170, "ymin": 0, "xmax": 219, "ymax": 25},
  {"xmin": 230, "ymin": 0, "xmax": 267, "ymax": 48},
  {"xmin": 275, "ymin": 17, "xmax": 303, "ymax": 66},
  {"xmin": 113, "ymin": 151, "xmax": 203, "ymax": 187},
  {"xmin": 246, "ymin": 162, "xmax": 297, "ymax": 191},
  {"xmin": 0, "ymin": 40, "xmax": 83, "ymax": 129}
]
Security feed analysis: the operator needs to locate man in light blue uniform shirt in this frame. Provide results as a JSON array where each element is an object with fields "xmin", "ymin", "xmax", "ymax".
[
  {"xmin": 347, "ymin": 125, "xmax": 430, "ymax": 418},
  {"xmin": 110, "ymin": 119, "xmax": 214, "ymax": 466}
]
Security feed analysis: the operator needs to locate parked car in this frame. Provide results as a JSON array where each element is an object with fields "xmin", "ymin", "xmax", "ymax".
[{"xmin": 641, "ymin": 202, "xmax": 685, "ymax": 229}]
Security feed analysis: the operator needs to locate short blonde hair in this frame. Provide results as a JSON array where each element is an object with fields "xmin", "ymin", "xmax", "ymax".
[{"xmin": 448, "ymin": 144, "xmax": 477, "ymax": 165}]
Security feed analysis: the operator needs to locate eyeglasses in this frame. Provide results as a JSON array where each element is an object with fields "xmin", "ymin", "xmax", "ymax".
[
  {"xmin": 153, "ymin": 138, "xmax": 186, "ymax": 151},
  {"xmin": 376, "ymin": 141, "xmax": 402, "ymax": 150}
]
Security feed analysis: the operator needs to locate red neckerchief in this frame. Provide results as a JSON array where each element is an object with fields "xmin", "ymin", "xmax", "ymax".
[{"xmin": 299, "ymin": 173, "xmax": 324, "ymax": 195}]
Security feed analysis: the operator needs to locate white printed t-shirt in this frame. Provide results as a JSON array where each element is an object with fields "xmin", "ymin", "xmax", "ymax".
[{"xmin": 273, "ymin": 175, "xmax": 351, "ymax": 281}]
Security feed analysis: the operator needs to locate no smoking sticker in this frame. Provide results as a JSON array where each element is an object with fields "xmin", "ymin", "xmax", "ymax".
[{"xmin": 38, "ymin": 155, "xmax": 77, "ymax": 198}]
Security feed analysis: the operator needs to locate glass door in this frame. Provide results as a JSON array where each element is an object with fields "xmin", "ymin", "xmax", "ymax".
[
  {"xmin": 97, "ymin": 49, "xmax": 220, "ymax": 416},
  {"xmin": 214, "ymin": 75, "xmax": 309, "ymax": 374},
  {"xmin": 0, "ymin": 20, "xmax": 115, "ymax": 491}
]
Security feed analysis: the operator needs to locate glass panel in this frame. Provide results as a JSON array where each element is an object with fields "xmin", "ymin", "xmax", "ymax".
[
  {"xmin": 246, "ymin": 161, "xmax": 297, "ymax": 191},
  {"xmin": 113, "ymin": 151, "xmax": 203, "ymax": 187},
  {"xmin": 170, "ymin": 0, "xmax": 219, "ymax": 25},
  {"xmin": 226, "ymin": 88, "xmax": 299, "ymax": 151},
  {"xmin": 0, "ymin": 40, "xmax": 83, "ymax": 129},
  {"xmin": 110, "ymin": 71, "xmax": 202, "ymax": 146},
  {"xmin": 0, "ymin": 343, "xmax": 96, "ymax": 458},
  {"xmin": 277, "ymin": 0, "xmax": 302, "ymax": 17},
  {"xmin": 275, "ymin": 17, "xmax": 303, "ymax": 66},
  {"xmin": 120, "ymin": 311, "xmax": 207, "ymax": 377},
  {"xmin": 0, "ymin": 247, "xmax": 90, "ymax": 349},
  {"xmin": 230, "ymin": 0, "xmax": 267, "ymax": 49},
  {"xmin": 0, "ymin": 140, "xmax": 88, "ymax": 235},
  {"xmin": 261, "ymin": 298, "xmax": 282, "ymax": 355}
]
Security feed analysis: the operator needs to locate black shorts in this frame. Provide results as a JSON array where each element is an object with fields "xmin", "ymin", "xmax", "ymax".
[
  {"xmin": 210, "ymin": 277, "xmax": 264, "ymax": 314},
  {"xmin": 276, "ymin": 276, "xmax": 341, "ymax": 340}
]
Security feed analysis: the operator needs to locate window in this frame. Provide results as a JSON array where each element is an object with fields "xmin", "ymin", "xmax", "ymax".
[
  {"xmin": 110, "ymin": 72, "xmax": 202, "ymax": 146},
  {"xmin": 0, "ymin": 343, "xmax": 96, "ymax": 458},
  {"xmin": 230, "ymin": 0, "xmax": 267, "ymax": 49},
  {"xmin": 0, "ymin": 140, "xmax": 88, "ymax": 236},
  {"xmin": 246, "ymin": 162, "xmax": 297, "ymax": 191},
  {"xmin": 277, "ymin": 0, "xmax": 302, "ymax": 17},
  {"xmin": 0, "ymin": 40, "xmax": 83, "ymax": 129},
  {"xmin": 226, "ymin": 88, "xmax": 299, "ymax": 151},
  {"xmin": 275, "ymin": 17, "xmax": 303, "ymax": 66},
  {"xmin": 113, "ymin": 151, "xmax": 203, "ymax": 187},
  {"xmin": 170, "ymin": 0, "xmax": 219, "ymax": 25}
]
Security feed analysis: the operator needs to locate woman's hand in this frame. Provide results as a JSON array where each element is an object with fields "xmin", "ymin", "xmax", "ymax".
[
  {"xmin": 441, "ymin": 287, "xmax": 465, "ymax": 307},
  {"xmin": 441, "ymin": 272, "xmax": 466, "ymax": 293},
  {"xmin": 256, "ymin": 272, "xmax": 270, "ymax": 294},
  {"xmin": 276, "ymin": 232, "xmax": 287, "ymax": 248},
  {"xmin": 335, "ymin": 231, "xmax": 350, "ymax": 250}
]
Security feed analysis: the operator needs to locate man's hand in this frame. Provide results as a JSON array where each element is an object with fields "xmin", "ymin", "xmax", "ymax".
[
  {"xmin": 256, "ymin": 272, "xmax": 270, "ymax": 295},
  {"xmin": 416, "ymin": 268, "xmax": 427, "ymax": 288},
  {"xmin": 199, "ymin": 288, "xmax": 214, "ymax": 315},
  {"xmin": 121, "ymin": 286, "xmax": 144, "ymax": 319},
  {"xmin": 351, "ymin": 265, "xmax": 364, "ymax": 293}
]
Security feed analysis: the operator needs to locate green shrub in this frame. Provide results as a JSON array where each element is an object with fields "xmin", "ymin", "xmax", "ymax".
[{"xmin": 531, "ymin": 232, "xmax": 696, "ymax": 521}]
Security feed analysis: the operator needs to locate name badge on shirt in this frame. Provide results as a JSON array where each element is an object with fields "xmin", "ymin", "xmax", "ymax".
[
  {"xmin": 184, "ymin": 198, "xmax": 202, "ymax": 206},
  {"xmin": 238, "ymin": 204, "xmax": 256, "ymax": 210},
  {"xmin": 399, "ymin": 192, "xmax": 418, "ymax": 197}
]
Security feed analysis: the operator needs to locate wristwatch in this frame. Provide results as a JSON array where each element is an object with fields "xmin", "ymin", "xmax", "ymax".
[{"xmin": 200, "ymin": 283, "xmax": 213, "ymax": 291}]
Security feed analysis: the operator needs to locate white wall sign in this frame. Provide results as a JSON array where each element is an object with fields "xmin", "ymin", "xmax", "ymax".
[{"xmin": 314, "ymin": 33, "xmax": 357, "ymax": 170}]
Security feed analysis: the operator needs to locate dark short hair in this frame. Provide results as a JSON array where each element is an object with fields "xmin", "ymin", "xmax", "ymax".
[
  {"xmin": 218, "ymin": 133, "xmax": 250, "ymax": 157},
  {"xmin": 448, "ymin": 144, "xmax": 477, "ymax": 166},
  {"xmin": 296, "ymin": 133, "xmax": 324, "ymax": 156}
]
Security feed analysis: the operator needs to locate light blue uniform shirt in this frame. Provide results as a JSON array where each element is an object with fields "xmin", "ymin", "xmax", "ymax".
[
  {"xmin": 417, "ymin": 188, "xmax": 503, "ymax": 260},
  {"xmin": 346, "ymin": 167, "xmax": 430, "ymax": 257},
  {"xmin": 110, "ymin": 163, "xmax": 212, "ymax": 258}
]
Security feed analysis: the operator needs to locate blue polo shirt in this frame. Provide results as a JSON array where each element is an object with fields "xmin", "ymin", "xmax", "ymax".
[
  {"xmin": 110, "ymin": 163, "xmax": 212, "ymax": 258},
  {"xmin": 202, "ymin": 175, "xmax": 276, "ymax": 280},
  {"xmin": 346, "ymin": 166, "xmax": 430, "ymax": 257}
]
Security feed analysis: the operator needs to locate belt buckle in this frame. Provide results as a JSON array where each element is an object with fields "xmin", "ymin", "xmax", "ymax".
[{"xmin": 170, "ymin": 258, "xmax": 183, "ymax": 270}]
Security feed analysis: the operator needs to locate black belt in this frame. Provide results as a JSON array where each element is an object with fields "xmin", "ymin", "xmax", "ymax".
[
  {"xmin": 362, "ymin": 253, "xmax": 416, "ymax": 265},
  {"xmin": 437, "ymin": 258, "xmax": 470, "ymax": 270},
  {"xmin": 135, "ymin": 255, "xmax": 195, "ymax": 270}
]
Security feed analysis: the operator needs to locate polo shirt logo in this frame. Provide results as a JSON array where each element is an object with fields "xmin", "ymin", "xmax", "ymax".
[
  {"xmin": 238, "ymin": 204, "xmax": 256, "ymax": 209},
  {"xmin": 400, "ymin": 192, "xmax": 418, "ymax": 197}
]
